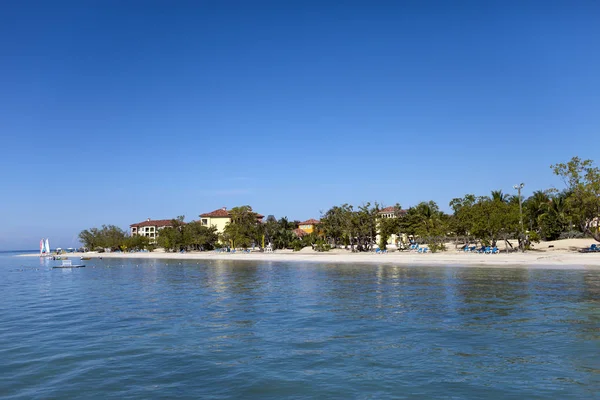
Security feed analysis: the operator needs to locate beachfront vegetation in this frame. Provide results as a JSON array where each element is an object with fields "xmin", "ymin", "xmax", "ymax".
[
  {"xmin": 222, "ymin": 206, "xmax": 263, "ymax": 249},
  {"xmin": 319, "ymin": 203, "xmax": 379, "ymax": 251},
  {"xmin": 551, "ymin": 157, "xmax": 600, "ymax": 242},
  {"xmin": 263, "ymin": 216, "xmax": 297, "ymax": 250},
  {"xmin": 157, "ymin": 217, "xmax": 219, "ymax": 252},
  {"xmin": 78, "ymin": 225, "xmax": 152, "ymax": 252},
  {"xmin": 78, "ymin": 156, "xmax": 600, "ymax": 252}
]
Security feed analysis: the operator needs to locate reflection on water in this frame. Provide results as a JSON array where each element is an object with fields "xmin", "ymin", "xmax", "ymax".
[{"xmin": 1, "ymin": 256, "xmax": 599, "ymax": 399}]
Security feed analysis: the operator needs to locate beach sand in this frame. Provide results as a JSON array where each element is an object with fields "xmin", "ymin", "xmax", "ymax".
[{"xmin": 19, "ymin": 239, "xmax": 600, "ymax": 269}]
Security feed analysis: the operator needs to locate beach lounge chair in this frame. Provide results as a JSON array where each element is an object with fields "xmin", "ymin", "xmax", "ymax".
[
  {"xmin": 418, "ymin": 247, "xmax": 428, "ymax": 253},
  {"xmin": 581, "ymin": 244, "xmax": 599, "ymax": 253},
  {"xmin": 491, "ymin": 247, "xmax": 499, "ymax": 254}
]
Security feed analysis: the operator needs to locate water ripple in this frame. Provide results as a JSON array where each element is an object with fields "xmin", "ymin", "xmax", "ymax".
[{"xmin": 1, "ymin": 257, "xmax": 599, "ymax": 398}]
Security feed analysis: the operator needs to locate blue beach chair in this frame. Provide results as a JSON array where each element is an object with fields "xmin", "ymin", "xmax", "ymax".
[{"xmin": 582, "ymin": 244, "xmax": 599, "ymax": 253}]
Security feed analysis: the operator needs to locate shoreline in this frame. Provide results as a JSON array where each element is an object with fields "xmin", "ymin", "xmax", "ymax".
[{"xmin": 17, "ymin": 250, "xmax": 600, "ymax": 269}]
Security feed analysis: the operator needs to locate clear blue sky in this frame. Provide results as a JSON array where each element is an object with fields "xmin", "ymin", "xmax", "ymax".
[{"xmin": 1, "ymin": 0, "xmax": 599, "ymax": 250}]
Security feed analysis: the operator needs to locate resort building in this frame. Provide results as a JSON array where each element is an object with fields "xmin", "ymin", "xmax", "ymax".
[
  {"xmin": 376, "ymin": 206, "xmax": 407, "ymax": 246},
  {"xmin": 298, "ymin": 219, "xmax": 320, "ymax": 234},
  {"xmin": 199, "ymin": 207, "xmax": 264, "ymax": 235},
  {"xmin": 130, "ymin": 218, "xmax": 179, "ymax": 243}
]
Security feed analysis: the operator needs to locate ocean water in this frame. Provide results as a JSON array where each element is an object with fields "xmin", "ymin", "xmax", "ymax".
[{"xmin": 1, "ymin": 254, "xmax": 599, "ymax": 399}]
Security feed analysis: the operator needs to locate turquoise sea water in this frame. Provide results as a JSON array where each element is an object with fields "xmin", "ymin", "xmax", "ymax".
[{"xmin": 1, "ymin": 253, "xmax": 599, "ymax": 399}]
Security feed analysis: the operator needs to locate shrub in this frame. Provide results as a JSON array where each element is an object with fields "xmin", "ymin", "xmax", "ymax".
[
  {"xmin": 428, "ymin": 242, "xmax": 446, "ymax": 253},
  {"xmin": 559, "ymin": 231, "xmax": 585, "ymax": 239},
  {"xmin": 292, "ymin": 240, "xmax": 303, "ymax": 251}
]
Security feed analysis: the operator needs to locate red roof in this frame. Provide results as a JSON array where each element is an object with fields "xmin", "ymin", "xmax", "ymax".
[
  {"xmin": 200, "ymin": 207, "xmax": 264, "ymax": 219},
  {"xmin": 293, "ymin": 228, "xmax": 307, "ymax": 237},
  {"xmin": 299, "ymin": 218, "xmax": 320, "ymax": 225},
  {"xmin": 378, "ymin": 207, "xmax": 407, "ymax": 215},
  {"xmin": 200, "ymin": 208, "xmax": 230, "ymax": 218},
  {"xmin": 130, "ymin": 219, "xmax": 180, "ymax": 228}
]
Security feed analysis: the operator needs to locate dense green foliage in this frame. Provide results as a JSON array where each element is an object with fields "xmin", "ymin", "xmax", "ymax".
[
  {"xmin": 551, "ymin": 157, "xmax": 600, "ymax": 241},
  {"xmin": 450, "ymin": 194, "xmax": 521, "ymax": 250},
  {"xmin": 157, "ymin": 217, "xmax": 219, "ymax": 252},
  {"xmin": 78, "ymin": 225, "xmax": 151, "ymax": 252},
  {"xmin": 79, "ymin": 157, "xmax": 600, "ymax": 252},
  {"xmin": 222, "ymin": 206, "xmax": 263, "ymax": 249},
  {"xmin": 319, "ymin": 203, "xmax": 379, "ymax": 251},
  {"xmin": 263, "ymin": 216, "xmax": 297, "ymax": 250}
]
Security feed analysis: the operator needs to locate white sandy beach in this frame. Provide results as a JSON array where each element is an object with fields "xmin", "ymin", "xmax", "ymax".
[{"xmin": 19, "ymin": 239, "xmax": 600, "ymax": 269}]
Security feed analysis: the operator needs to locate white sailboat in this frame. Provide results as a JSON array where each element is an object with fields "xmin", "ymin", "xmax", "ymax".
[
  {"xmin": 40, "ymin": 238, "xmax": 44, "ymax": 256},
  {"xmin": 45, "ymin": 238, "xmax": 51, "ymax": 254}
]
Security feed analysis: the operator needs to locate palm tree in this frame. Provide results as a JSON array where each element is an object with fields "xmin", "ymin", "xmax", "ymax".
[
  {"xmin": 491, "ymin": 190, "xmax": 508, "ymax": 203},
  {"xmin": 524, "ymin": 190, "xmax": 550, "ymax": 231}
]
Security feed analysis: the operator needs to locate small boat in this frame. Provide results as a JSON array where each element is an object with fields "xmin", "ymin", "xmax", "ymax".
[
  {"xmin": 53, "ymin": 260, "xmax": 85, "ymax": 269},
  {"xmin": 80, "ymin": 257, "xmax": 91, "ymax": 260}
]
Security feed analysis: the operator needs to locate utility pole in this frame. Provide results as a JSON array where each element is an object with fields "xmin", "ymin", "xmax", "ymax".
[{"xmin": 513, "ymin": 183, "xmax": 525, "ymax": 251}]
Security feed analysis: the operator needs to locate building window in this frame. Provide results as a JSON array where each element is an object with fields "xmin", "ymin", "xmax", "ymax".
[{"xmin": 201, "ymin": 219, "xmax": 208, "ymax": 225}]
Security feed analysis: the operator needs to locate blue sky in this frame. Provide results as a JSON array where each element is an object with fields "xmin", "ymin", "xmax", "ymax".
[{"xmin": 1, "ymin": 1, "xmax": 599, "ymax": 250}]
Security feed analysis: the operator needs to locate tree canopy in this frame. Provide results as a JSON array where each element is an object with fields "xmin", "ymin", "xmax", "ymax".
[
  {"xmin": 222, "ymin": 206, "xmax": 262, "ymax": 249},
  {"xmin": 551, "ymin": 157, "xmax": 600, "ymax": 241},
  {"xmin": 78, "ymin": 156, "xmax": 600, "ymax": 252}
]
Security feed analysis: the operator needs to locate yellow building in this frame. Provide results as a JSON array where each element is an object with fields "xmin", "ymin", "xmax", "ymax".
[
  {"xmin": 298, "ymin": 219, "xmax": 320, "ymax": 234},
  {"xmin": 199, "ymin": 207, "xmax": 264, "ymax": 235},
  {"xmin": 199, "ymin": 208, "xmax": 232, "ymax": 235}
]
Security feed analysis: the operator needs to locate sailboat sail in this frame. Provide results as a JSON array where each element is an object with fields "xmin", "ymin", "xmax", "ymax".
[
  {"xmin": 40, "ymin": 239, "xmax": 44, "ymax": 254},
  {"xmin": 45, "ymin": 238, "xmax": 50, "ymax": 254}
]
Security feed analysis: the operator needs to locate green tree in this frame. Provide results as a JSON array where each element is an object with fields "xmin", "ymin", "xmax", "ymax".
[
  {"xmin": 400, "ymin": 201, "xmax": 449, "ymax": 251},
  {"xmin": 450, "ymin": 195, "xmax": 521, "ymax": 251},
  {"xmin": 78, "ymin": 225, "xmax": 128, "ymax": 251},
  {"xmin": 377, "ymin": 210, "xmax": 401, "ymax": 250},
  {"xmin": 319, "ymin": 204, "xmax": 353, "ymax": 247},
  {"xmin": 319, "ymin": 203, "xmax": 380, "ymax": 251},
  {"xmin": 491, "ymin": 190, "xmax": 509, "ymax": 203},
  {"xmin": 184, "ymin": 221, "xmax": 219, "ymax": 250},
  {"xmin": 156, "ymin": 216, "xmax": 186, "ymax": 252},
  {"xmin": 222, "ymin": 206, "xmax": 262, "ymax": 249},
  {"xmin": 551, "ymin": 156, "xmax": 600, "ymax": 242},
  {"xmin": 523, "ymin": 190, "xmax": 550, "ymax": 232},
  {"xmin": 124, "ymin": 234, "xmax": 152, "ymax": 251}
]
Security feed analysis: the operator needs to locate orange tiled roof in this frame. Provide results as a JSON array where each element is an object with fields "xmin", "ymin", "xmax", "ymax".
[
  {"xmin": 378, "ymin": 207, "xmax": 407, "ymax": 215},
  {"xmin": 200, "ymin": 207, "xmax": 265, "ymax": 219},
  {"xmin": 299, "ymin": 218, "xmax": 320, "ymax": 225},
  {"xmin": 200, "ymin": 208, "xmax": 230, "ymax": 218},
  {"xmin": 293, "ymin": 228, "xmax": 307, "ymax": 237},
  {"xmin": 130, "ymin": 219, "xmax": 180, "ymax": 228}
]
